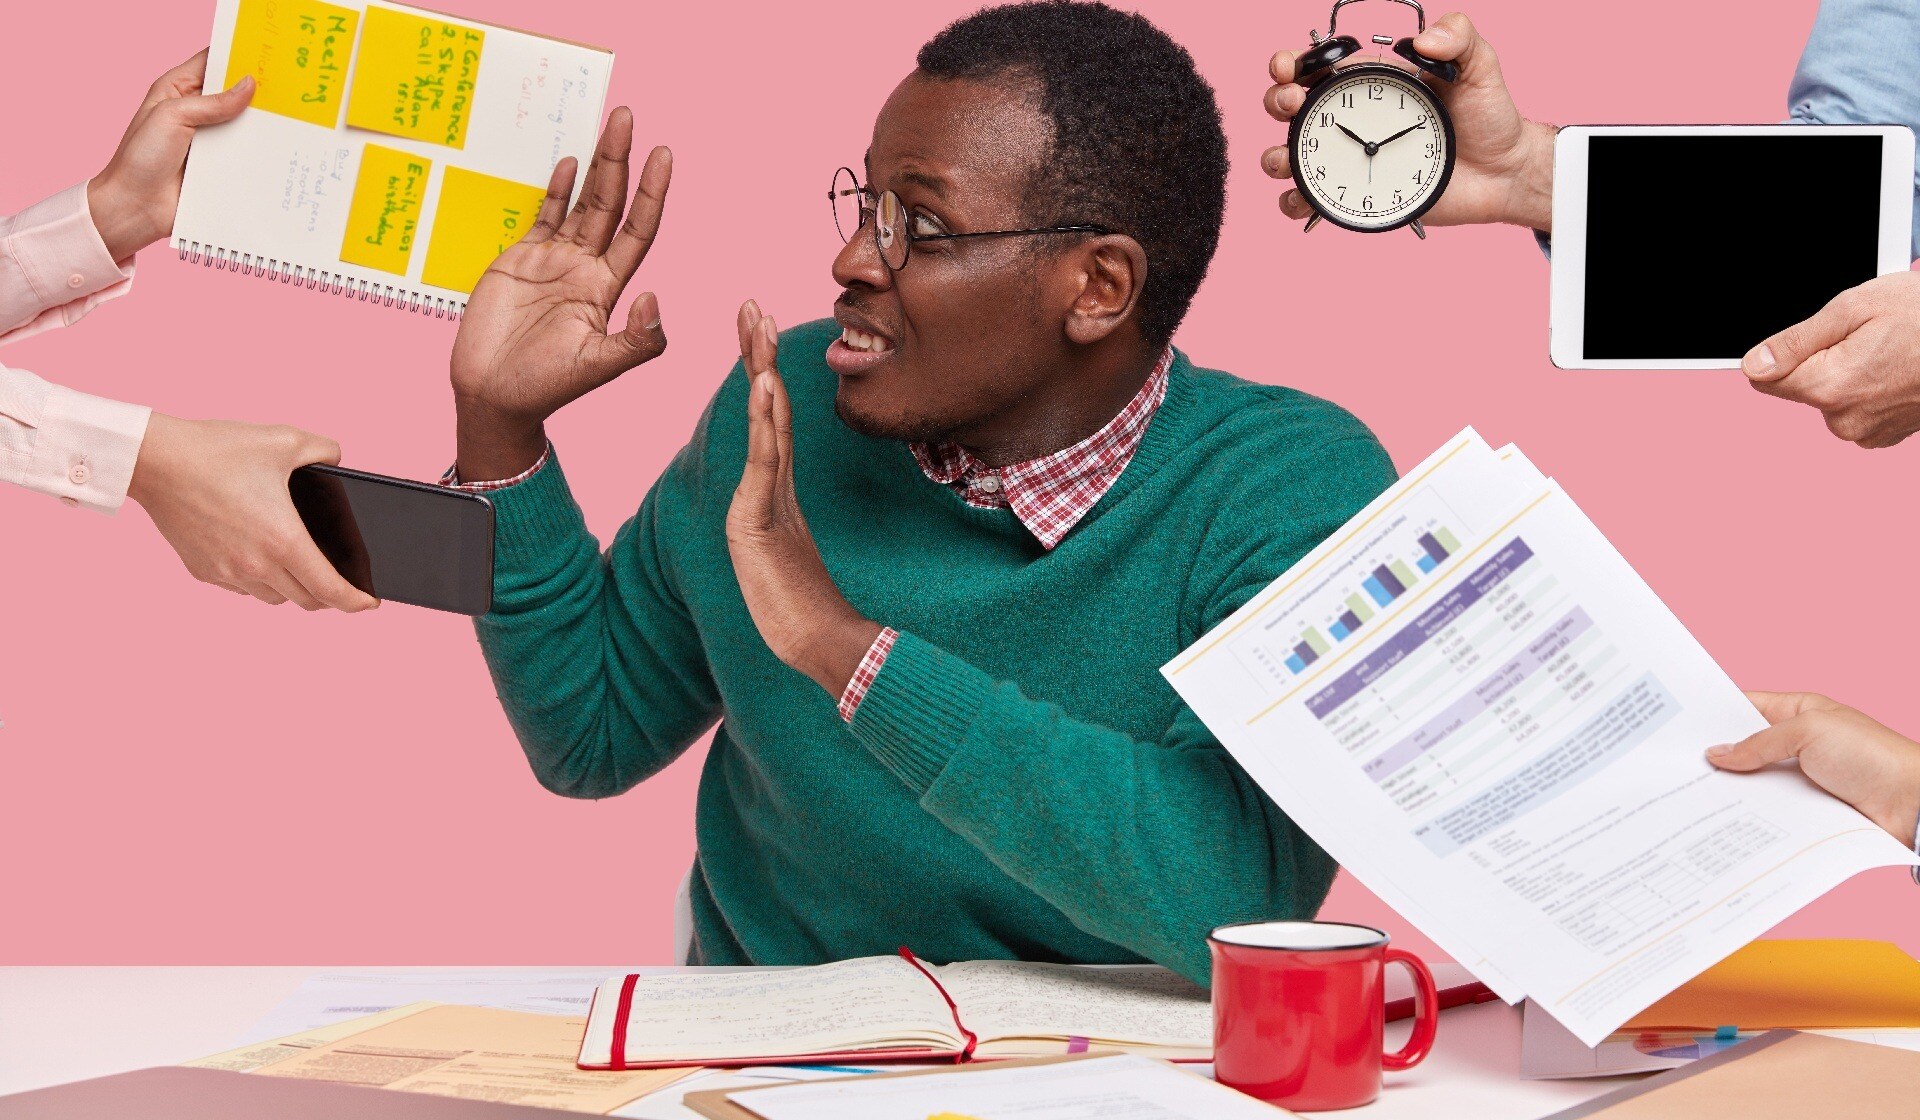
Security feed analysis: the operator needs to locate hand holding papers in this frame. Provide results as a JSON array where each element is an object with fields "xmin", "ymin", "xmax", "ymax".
[{"xmin": 1162, "ymin": 429, "xmax": 1919, "ymax": 1045}]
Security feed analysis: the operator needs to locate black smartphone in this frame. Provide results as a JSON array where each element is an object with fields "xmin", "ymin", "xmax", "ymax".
[{"xmin": 288, "ymin": 465, "xmax": 494, "ymax": 615}]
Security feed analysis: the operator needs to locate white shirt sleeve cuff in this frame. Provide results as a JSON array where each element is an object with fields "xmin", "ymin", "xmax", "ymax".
[{"xmin": 21, "ymin": 381, "xmax": 152, "ymax": 514}]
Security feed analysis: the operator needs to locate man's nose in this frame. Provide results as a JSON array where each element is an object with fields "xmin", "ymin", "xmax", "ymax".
[{"xmin": 832, "ymin": 224, "xmax": 892, "ymax": 292}]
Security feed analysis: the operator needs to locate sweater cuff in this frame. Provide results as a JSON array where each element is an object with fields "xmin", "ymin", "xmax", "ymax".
[
  {"xmin": 473, "ymin": 447, "xmax": 588, "ymax": 558},
  {"xmin": 846, "ymin": 630, "xmax": 998, "ymax": 794}
]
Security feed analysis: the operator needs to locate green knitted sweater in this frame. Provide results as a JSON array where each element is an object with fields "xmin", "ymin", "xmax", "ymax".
[{"xmin": 474, "ymin": 317, "xmax": 1398, "ymax": 984}]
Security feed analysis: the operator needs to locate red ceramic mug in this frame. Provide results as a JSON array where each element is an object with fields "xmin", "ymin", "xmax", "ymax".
[{"xmin": 1209, "ymin": 920, "xmax": 1438, "ymax": 1111}]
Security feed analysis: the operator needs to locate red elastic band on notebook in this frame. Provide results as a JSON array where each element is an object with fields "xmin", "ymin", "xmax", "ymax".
[
  {"xmin": 898, "ymin": 946, "xmax": 978, "ymax": 1062},
  {"xmin": 609, "ymin": 973, "xmax": 639, "ymax": 1071}
]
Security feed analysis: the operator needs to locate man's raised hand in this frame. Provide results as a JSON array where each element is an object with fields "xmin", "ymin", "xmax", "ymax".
[{"xmin": 449, "ymin": 108, "xmax": 671, "ymax": 481}]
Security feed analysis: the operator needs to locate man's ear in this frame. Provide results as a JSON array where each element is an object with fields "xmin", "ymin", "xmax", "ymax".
[{"xmin": 1062, "ymin": 234, "xmax": 1147, "ymax": 345}]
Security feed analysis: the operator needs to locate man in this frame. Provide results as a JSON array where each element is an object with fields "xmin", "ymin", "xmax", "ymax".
[
  {"xmin": 3, "ymin": 50, "xmax": 376, "ymax": 611},
  {"xmin": 445, "ymin": 2, "xmax": 1396, "ymax": 982}
]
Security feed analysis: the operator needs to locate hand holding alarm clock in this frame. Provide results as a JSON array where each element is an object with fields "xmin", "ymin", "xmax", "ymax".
[{"xmin": 1263, "ymin": 4, "xmax": 1558, "ymax": 236}]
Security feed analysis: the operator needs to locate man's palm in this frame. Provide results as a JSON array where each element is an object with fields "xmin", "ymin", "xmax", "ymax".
[
  {"xmin": 448, "ymin": 106, "xmax": 671, "ymax": 429},
  {"xmin": 453, "ymin": 239, "xmax": 627, "ymax": 420}
]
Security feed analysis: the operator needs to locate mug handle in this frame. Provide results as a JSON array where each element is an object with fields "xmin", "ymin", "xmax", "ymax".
[{"xmin": 1381, "ymin": 948, "xmax": 1439, "ymax": 1071}]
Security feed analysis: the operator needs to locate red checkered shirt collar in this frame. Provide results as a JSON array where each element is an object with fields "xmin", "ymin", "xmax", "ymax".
[{"xmin": 908, "ymin": 348, "xmax": 1172, "ymax": 550}]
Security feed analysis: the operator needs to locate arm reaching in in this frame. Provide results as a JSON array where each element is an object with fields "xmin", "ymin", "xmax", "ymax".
[
  {"xmin": 1261, "ymin": 11, "xmax": 1556, "ymax": 231},
  {"xmin": 1742, "ymin": 273, "xmax": 1920, "ymax": 448},
  {"xmin": 1709, "ymin": 691, "xmax": 1920, "ymax": 848},
  {"xmin": 130, "ymin": 415, "xmax": 378, "ymax": 611}
]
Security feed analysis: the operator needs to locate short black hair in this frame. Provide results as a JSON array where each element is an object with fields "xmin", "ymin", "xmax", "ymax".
[{"xmin": 917, "ymin": 1, "xmax": 1228, "ymax": 349}]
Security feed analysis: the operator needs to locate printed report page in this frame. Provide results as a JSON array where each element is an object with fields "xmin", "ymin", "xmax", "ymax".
[{"xmin": 1166, "ymin": 431, "xmax": 1917, "ymax": 1045}]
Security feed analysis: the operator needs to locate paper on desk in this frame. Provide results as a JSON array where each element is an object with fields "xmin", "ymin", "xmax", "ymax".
[
  {"xmin": 1163, "ymin": 428, "xmax": 1918, "ymax": 1046},
  {"xmin": 233, "ymin": 969, "xmax": 623, "ymax": 1044},
  {"xmin": 1519, "ymin": 999, "xmax": 1920, "ymax": 1079},
  {"xmin": 611, "ymin": 1065, "xmax": 904, "ymax": 1120},
  {"xmin": 717, "ymin": 1053, "xmax": 1293, "ymax": 1120},
  {"xmin": 244, "ymin": 1003, "xmax": 689, "ymax": 1112},
  {"xmin": 184, "ymin": 1001, "xmax": 437, "ymax": 1071}
]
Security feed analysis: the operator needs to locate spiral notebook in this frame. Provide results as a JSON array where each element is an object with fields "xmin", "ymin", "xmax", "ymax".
[{"xmin": 173, "ymin": 0, "xmax": 612, "ymax": 317}]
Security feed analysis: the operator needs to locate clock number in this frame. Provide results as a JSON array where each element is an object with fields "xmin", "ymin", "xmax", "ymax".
[
  {"xmin": 1398, "ymin": 91, "xmax": 1406, "ymax": 109},
  {"xmin": 1362, "ymin": 195, "xmax": 1375, "ymax": 212},
  {"xmin": 1393, "ymin": 191, "xmax": 1404, "ymax": 206},
  {"xmin": 1414, "ymin": 113, "xmax": 1428, "ymax": 130},
  {"xmin": 1314, "ymin": 165, "xmax": 1327, "ymax": 180},
  {"xmin": 1340, "ymin": 92, "xmax": 1355, "ymax": 108},
  {"xmin": 1336, "ymin": 185, "xmax": 1348, "ymax": 201},
  {"xmin": 1368, "ymin": 83, "xmax": 1384, "ymax": 100},
  {"xmin": 1319, "ymin": 112, "xmax": 1333, "ymax": 128},
  {"xmin": 1415, "ymin": 169, "xmax": 1423, "ymax": 186},
  {"xmin": 1305, "ymin": 137, "xmax": 1319, "ymax": 153},
  {"xmin": 1424, "ymin": 142, "xmax": 1437, "ymax": 158}
]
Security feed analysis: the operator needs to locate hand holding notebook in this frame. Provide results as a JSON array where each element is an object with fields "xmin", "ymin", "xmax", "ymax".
[{"xmin": 176, "ymin": 0, "xmax": 615, "ymax": 316}]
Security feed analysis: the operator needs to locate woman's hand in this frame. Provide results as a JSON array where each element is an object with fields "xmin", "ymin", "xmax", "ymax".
[{"xmin": 89, "ymin": 50, "xmax": 254, "ymax": 260}]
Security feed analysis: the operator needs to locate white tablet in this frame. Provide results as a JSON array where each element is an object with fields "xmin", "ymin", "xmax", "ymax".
[{"xmin": 1549, "ymin": 124, "xmax": 1914, "ymax": 369}]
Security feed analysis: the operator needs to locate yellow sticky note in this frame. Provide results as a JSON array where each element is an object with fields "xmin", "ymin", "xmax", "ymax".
[
  {"xmin": 345, "ymin": 5, "xmax": 485, "ymax": 149},
  {"xmin": 420, "ymin": 167, "xmax": 543, "ymax": 293},
  {"xmin": 340, "ymin": 144, "xmax": 431, "ymax": 276},
  {"xmin": 226, "ymin": 0, "xmax": 360, "ymax": 127}
]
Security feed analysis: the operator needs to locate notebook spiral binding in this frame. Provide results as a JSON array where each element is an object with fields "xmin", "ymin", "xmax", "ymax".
[{"xmin": 177, "ymin": 242, "xmax": 464, "ymax": 319}]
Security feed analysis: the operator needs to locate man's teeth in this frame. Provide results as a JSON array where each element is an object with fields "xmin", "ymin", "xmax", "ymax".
[{"xmin": 840, "ymin": 327, "xmax": 893, "ymax": 354}]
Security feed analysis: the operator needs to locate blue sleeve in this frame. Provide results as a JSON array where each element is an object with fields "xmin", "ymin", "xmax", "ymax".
[{"xmin": 1790, "ymin": 0, "xmax": 1920, "ymax": 259}]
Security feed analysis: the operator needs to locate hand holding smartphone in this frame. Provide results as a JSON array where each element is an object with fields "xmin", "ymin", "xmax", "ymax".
[{"xmin": 289, "ymin": 465, "xmax": 495, "ymax": 615}]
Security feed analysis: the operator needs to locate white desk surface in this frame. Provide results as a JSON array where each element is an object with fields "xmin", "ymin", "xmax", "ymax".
[{"xmin": 0, "ymin": 967, "xmax": 1632, "ymax": 1117}]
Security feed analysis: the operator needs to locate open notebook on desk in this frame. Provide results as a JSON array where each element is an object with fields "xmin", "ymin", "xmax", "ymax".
[{"xmin": 577, "ymin": 952, "xmax": 1213, "ymax": 1070}]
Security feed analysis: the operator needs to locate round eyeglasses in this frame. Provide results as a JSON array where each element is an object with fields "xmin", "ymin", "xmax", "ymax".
[{"xmin": 830, "ymin": 167, "xmax": 1111, "ymax": 272}]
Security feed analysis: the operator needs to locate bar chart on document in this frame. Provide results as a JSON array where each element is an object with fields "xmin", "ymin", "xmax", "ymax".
[{"xmin": 1229, "ymin": 490, "xmax": 1468, "ymax": 683}]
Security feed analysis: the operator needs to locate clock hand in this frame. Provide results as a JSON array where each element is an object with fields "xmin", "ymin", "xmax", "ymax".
[
  {"xmin": 1336, "ymin": 123, "xmax": 1370, "ymax": 148},
  {"xmin": 1376, "ymin": 122, "xmax": 1425, "ymax": 148}
]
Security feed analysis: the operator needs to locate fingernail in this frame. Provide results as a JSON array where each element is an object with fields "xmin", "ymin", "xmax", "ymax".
[
  {"xmin": 1743, "ymin": 343, "xmax": 1775, "ymax": 379},
  {"xmin": 743, "ymin": 298, "xmax": 760, "ymax": 320},
  {"xmin": 237, "ymin": 75, "xmax": 256, "ymax": 90},
  {"xmin": 1706, "ymin": 744, "xmax": 1732, "ymax": 757},
  {"xmin": 638, "ymin": 291, "xmax": 660, "ymax": 330},
  {"xmin": 757, "ymin": 372, "xmax": 773, "ymax": 396}
]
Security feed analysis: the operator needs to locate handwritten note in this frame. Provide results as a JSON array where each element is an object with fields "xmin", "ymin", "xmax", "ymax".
[
  {"xmin": 346, "ymin": 5, "xmax": 485, "ymax": 149},
  {"xmin": 226, "ymin": 0, "xmax": 359, "ymax": 127},
  {"xmin": 340, "ymin": 143, "xmax": 430, "ymax": 275},
  {"xmin": 420, "ymin": 166, "xmax": 543, "ymax": 293}
]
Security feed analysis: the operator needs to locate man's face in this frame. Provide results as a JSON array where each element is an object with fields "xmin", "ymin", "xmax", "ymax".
[{"xmin": 827, "ymin": 72, "xmax": 1066, "ymax": 445}]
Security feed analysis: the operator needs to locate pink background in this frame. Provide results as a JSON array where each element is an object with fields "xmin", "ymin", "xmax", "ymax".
[{"xmin": 3, "ymin": 0, "xmax": 1916, "ymax": 965}]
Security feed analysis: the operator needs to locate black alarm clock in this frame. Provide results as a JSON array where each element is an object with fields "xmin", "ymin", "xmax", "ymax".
[{"xmin": 1286, "ymin": 0, "xmax": 1460, "ymax": 237}]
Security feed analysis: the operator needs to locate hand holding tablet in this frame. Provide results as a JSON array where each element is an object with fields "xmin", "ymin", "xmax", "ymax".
[{"xmin": 1548, "ymin": 125, "xmax": 1915, "ymax": 370}]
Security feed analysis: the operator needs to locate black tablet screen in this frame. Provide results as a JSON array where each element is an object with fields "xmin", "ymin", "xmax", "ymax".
[{"xmin": 1583, "ymin": 134, "xmax": 1882, "ymax": 360}]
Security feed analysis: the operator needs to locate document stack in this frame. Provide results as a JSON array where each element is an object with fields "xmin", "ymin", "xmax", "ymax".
[{"xmin": 1164, "ymin": 429, "xmax": 1919, "ymax": 1045}]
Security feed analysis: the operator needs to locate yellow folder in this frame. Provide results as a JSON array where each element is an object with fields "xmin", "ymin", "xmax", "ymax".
[{"xmin": 1623, "ymin": 940, "xmax": 1920, "ymax": 1031}]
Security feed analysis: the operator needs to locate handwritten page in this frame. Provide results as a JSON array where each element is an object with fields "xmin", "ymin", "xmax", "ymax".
[
  {"xmin": 340, "ymin": 143, "xmax": 429, "ymax": 274},
  {"xmin": 421, "ymin": 166, "xmax": 543, "ymax": 292},
  {"xmin": 585, "ymin": 957, "xmax": 962, "ymax": 1064},
  {"xmin": 226, "ymin": 0, "xmax": 359, "ymax": 127},
  {"xmin": 246, "ymin": 1004, "xmax": 687, "ymax": 1111},
  {"xmin": 722, "ymin": 1055, "xmax": 1292, "ymax": 1120},
  {"xmin": 177, "ymin": 0, "xmax": 611, "ymax": 314},
  {"xmin": 935, "ymin": 962, "xmax": 1211, "ymax": 1049}
]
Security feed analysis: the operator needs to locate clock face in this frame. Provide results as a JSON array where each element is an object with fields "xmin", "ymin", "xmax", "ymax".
[{"xmin": 1289, "ymin": 65, "xmax": 1454, "ymax": 232}]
